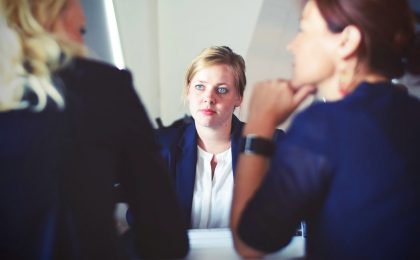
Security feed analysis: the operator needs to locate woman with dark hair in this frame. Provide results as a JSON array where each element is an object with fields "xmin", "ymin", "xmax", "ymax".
[{"xmin": 231, "ymin": 0, "xmax": 420, "ymax": 258}]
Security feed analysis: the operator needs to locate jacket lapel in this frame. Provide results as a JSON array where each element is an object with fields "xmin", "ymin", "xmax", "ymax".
[
  {"xmin": 175, "ymin": 122, "xmax": 197, "ymax": 226},
  {"xmin": 230, "ymin": 116, "xmax": 244, "ymax": 176}
]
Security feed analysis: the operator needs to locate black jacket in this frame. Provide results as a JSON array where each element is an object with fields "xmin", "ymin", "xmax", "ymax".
[
  {"xmin": 156, "ymin": 115, "xmax": 285, "ymax": 227},
  {"xmin": 0, "ymin": 58, "xmax": 189, "ymax": 259}
]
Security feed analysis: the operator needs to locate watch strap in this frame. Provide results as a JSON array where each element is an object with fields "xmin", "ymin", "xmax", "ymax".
[{"xmin": 240, "ymin": 134, "xmax": 276, "ymax": 157}]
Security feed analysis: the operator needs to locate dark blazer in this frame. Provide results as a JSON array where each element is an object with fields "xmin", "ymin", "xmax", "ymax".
[
  {"xmin": 238, "ymin": 81, "xmax": 420, "ymax": 259},
  {"xmin": 156, "ymin": 115, "xmax": 285, "ymax": 227},
  {"xmin": 0, "ymin": 58, "xmax": 189, "ymax": 260}
]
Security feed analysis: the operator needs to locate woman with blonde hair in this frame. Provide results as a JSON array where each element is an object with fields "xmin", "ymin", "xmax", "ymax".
[
  {"xmin": 0, "ymin": 0, "xmax": 188, "ymax": 259},
  {"xmin": 156, "ymin": 46, "xmax": 285, "ymax": 229}
]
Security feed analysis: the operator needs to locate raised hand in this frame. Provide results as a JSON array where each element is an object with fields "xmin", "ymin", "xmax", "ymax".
[{"xmin": 246, "ymin": 79, "xmax": 315, "ymax": 137}]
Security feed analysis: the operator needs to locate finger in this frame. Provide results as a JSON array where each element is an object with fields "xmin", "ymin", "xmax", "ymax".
[
  {"xmin": 292, "ymin": 85, "xmax": 316, "ymax": 106},
  {"xmin": 289, "ymin": 81, "xmax": 302, "ymax": 90},
  {"xmin": 274, "ymin": 78, "xmax": 288, "ymax": 84}
]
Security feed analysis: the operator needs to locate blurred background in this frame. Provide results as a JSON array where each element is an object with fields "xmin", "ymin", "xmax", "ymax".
[{"xmin": 81, "ymin": 0, "xmax": 420, "ymax": 128}]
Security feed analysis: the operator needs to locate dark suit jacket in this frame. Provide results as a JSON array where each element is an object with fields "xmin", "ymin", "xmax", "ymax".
[
  {"xmin": 156, "ymin": 115, "xmax": 285, "ymax": 227},
  {"xmin": 0, "ymin": 58, "xmax": 189, "ymax": 259},
  {"xmin": 238, "ymin": 81, "xmax": 420, "ymax": 259}
]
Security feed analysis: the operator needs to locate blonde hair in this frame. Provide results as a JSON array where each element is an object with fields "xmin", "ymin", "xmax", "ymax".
[
  {"xmin": 0, "ymin": 15, "xmax": 26, "ymax": 110},
  {"xmin": 183, "ymin": 46, "xmax": 246, "ymax": 99},
  {"xmin": 0, "ymin": 0, "xmax": 86, "ymax": 112}
]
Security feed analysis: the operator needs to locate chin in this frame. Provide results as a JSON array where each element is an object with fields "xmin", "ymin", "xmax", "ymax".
[
  {"xmin": 195, "ymin": 118, "xmax": 213, "ymax": 127},
  {"xmin": 291, "ymin": 76, "xmax": 315, "ymax": 88},
  {"xmin": 290, "ymin": 78, "xmax": 303, "ymax": 88}
]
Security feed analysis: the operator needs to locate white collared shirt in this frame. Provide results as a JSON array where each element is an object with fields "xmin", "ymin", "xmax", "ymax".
[{"xmin": 191, "ymin": 146, "xmax": 234, "ymax": 229}]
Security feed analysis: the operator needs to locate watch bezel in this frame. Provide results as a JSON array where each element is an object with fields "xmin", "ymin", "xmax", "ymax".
[{"xmin": 240, "ymin": 134, "xmax": 275, "ymax": 157}]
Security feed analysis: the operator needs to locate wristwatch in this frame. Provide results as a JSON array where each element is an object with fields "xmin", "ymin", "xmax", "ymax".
[{"xmin": 240, "ymin": 134, "xmax": 276, "ymax": 157}]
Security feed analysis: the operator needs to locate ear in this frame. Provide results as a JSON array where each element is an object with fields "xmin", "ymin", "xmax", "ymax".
[
  {"xmin": 337, "ymin": 25, "xmax": 362, "ymax": 60},
  {"xmin": 234, "ymin": 95, "xmax": 243, "ymax": 107}
]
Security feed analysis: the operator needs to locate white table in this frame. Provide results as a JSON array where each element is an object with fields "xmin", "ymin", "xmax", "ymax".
[{"xmin": 186, "ymin": 228, "xmax": 305, "ymax": 259}]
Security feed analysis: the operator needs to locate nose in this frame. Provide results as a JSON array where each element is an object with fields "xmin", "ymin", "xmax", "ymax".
[{"xmin": 203, "ymin": 90, "xmax": 216, "ymax": 104}]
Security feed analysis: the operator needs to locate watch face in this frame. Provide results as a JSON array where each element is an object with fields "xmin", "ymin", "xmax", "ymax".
[{"xmin": 241, "ymin": 135, "xmax": 275, "ymax": 157}]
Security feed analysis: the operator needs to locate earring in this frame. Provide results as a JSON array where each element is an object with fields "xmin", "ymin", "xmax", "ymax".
[{"xmin": 338, "ymin": 70, "xmax": 353, "ymax": 96}]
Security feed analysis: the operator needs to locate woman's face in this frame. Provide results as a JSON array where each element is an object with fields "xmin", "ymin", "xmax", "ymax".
[
  {"xmin": 58, "ymin": 0, "xmax": 86, "ymax": 44},
  {"xmin": 287, "ymin": 1, "xmax": 339, "ymax": 88},
  {"xmin": 187, "ymin": 64, "xmax": 242, "ymax": 129}
]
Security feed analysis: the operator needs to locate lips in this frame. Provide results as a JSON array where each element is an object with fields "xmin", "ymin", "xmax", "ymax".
[{"xmin": 200, "ymin": 108, "xmax": 216, "ymax": 115}]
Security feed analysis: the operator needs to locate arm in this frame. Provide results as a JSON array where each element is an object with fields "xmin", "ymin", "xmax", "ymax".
[
  {"xmin": 231, "ymin": 80, "xmax": 314, "ymax": 257},
  {"xmin": 118, "ymin": 71, "xmax": 189, "ymax": 258},
  {"xmin": 231, "ymin": 123, "xmax": 275, "ymax": 258}
]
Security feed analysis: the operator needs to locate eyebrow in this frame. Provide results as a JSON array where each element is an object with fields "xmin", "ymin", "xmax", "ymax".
[{"xmin": 194, "ymin": 80, "xmax": 230, "ymax": 86}]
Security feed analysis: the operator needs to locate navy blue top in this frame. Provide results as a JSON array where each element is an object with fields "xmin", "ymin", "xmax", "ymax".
[
  {"xmin": 238, "ymin": 81, "xmax": 420, "ymax": 259},
  {"xmin": 156, "ymin": 115, "xmax": 285, "ymax": 227},
  {"xmin": 0, "ymin": 58, "xmax": 189, "ymax": 259}
]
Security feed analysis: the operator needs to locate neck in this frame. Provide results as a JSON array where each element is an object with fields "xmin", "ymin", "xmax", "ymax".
[
  {"xmin": 317, "ymin": 69, "xmax": 389, "ymax": 101},
  {"xmin": 362, "ymin": 74, "xmax": 389, "ymax": 84},
  {"xmin": 196, "ymin": 121, "xmax": 231, "ymax": 154},
  {"xmin": 316, "ymin": 74, "xmax": 342, "ymax": 101}
]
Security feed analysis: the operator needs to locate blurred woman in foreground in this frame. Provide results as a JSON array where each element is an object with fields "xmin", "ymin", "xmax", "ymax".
[
  {"xmin": 0, "ymin": 0, "xmax": 188, "ymax": 258},
  {"xmin": 231, "ymin": 0, "xmax": 420, "ymax": 258}
]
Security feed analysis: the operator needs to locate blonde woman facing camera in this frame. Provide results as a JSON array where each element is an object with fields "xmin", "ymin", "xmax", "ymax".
[
  {"xmin": 0, "ymin": 0, "xmax": 188, "ymax": 259},
  {"xmin": 156, "ymin": 46, "xmax": 285, "ymax": 229}
]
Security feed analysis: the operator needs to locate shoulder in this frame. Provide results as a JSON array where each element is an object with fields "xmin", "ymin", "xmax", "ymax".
[
  {"xmin": 66, "ymin": 57, "xmax": 130, "ymax": 76},
  {"xmin": 232, "ymin": 115, "xmax": 285, "ymax": 140},
  {"xmin": 156, "ymin": 127, "xmax": 184, "ymax": 145},
  {"xmin": 283, "ymin": 102, "xmax": 333, "ymax": 151},
  {"xmin": 56, "ymin": 57, "xmax": 132, "ymax": 90},
  {"xmin": 291, "ymin": 102, "xmax": 332, "ymax": 130},
  {"xmin": 232, "ymin": 115, "xmax": 245, "ymax": 132},
  {"xmin": 156, "ymin": 119, "xmax": 194, "ymax": 148}
]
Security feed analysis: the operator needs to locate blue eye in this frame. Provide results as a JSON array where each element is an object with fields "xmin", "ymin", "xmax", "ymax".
[
  {"xmin": 217, "ymin": 87, "xmax": 228, "ymax": 94},
  {"xmin": 194, "ymin": 84, "xmax": 205, "ymax": 90}
]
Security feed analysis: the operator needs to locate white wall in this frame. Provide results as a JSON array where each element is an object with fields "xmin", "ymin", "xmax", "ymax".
[
  {"xmin": 241, "ymin": 0, "xmax": 302, "ymax": 128},
  {"xmin": 156, "ymin": 0, "xmax": 264, "ymax": 126},
  {"xmin": 91, "ymin": 0, "xmax": 420, "ymax": 128},
  {"xmin": 81, "ymin": 1, "xmax": 114, "ymax": 65},
  {"xmin": 113, "ymin": 0, "xmax": 160, "ymax": 123},
  {"xmin": 112, "ymin": 0, "xmax": 275, "ymax": 126},
  {"xmin": 112, "ymin": 0, "xmax": 307, "ymax": 127}
]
